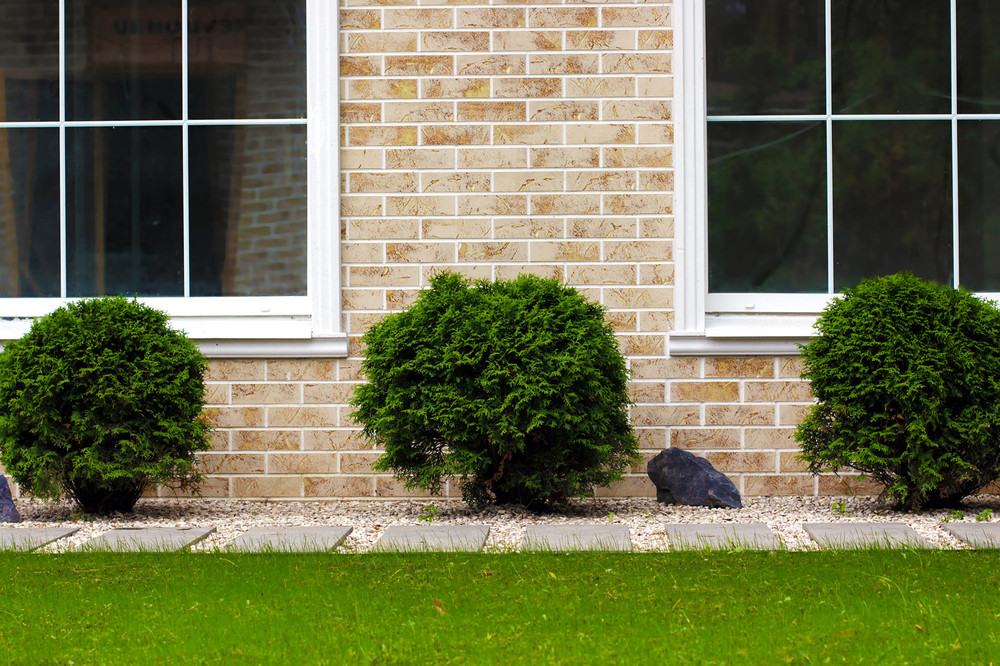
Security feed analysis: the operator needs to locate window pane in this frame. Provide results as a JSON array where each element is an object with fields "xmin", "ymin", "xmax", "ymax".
[
  {"xmin": 833, "ymin": 121, "xmax": 952, "ymax": 290},
  {"xmin": 708, "ymin": 122, "xmax": 828, "ymax": 293},
  {"xmin": 706, "ymin": 0, "xmax": 825, "ymax": 116},
  {"xmin": 832, "ymin": 0, "xmax": 950, "ymax": 114},
  {"xmin": 189, "ymin": 0, "xmax": 306, "ymax": 120},
  {"xmin": 189, "ymin": 124, "xmax": 306, "ymax": 296},
  {"xmin": 0, "ymin": 129, "xmax": 60, "ymax": 297},
  {"xmin": 957, "ymin": 0, "xmax": 1000, "ymax": 114},
  {"xmin": 66, "ymin": 128, "xmax": 184, "ymax": 297},
  {"xmin": 67, "ymin": 0, "xmax": 183, "ymax": 121},
  {"xmin": 0, "ymin": 0, "xmax": 59, "ymax": 122},
  {"xmin": 959, "ymin": 121, "xmax": 1000, "ymax": 290}
]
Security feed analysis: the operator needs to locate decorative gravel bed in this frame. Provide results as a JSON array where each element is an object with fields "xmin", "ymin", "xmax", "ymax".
[{"xmin": 8, "ymin": 494, "xmax": 999, "ymax": 553}]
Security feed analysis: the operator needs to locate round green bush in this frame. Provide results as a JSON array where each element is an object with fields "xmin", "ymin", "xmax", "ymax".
[
  {"xmin": 796, "ymin": 273, "xmax": 1000, "ymax": 510},
  {"xmin": 0, "ymin": 297, "xmax": 212, "ymax": 514},
  {"xmin": 352, "ymin": 272, "xmax": 641, "ymax": 510}
]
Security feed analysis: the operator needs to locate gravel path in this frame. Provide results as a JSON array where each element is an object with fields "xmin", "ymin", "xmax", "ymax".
[{"xmin": 7, "ymin": 494, "xmax": 998, "ymax": 553}]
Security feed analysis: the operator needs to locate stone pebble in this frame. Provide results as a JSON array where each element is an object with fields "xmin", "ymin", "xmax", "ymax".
[{"xmin": 8, "ymin": 495, "xmax": 999, "ymax": 553}]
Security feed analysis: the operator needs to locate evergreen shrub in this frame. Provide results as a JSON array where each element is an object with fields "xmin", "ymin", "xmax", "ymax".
[
  {"xmin": 352, "ymin": 272, "xmax": 641, "ymax": 510},
  {"xmin": 0, "ymin": 297, "xmax": 211, "ymax": 514},
  {"xmin": 796, "ymin": 273, "xmax": 1000, "ymax": 510}
]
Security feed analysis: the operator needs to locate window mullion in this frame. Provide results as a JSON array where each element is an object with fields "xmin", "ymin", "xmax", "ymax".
[
  {"xmin": 182, "ymin": 0, "xmax": 191, "ymax": 298},
  {"xmin": 59, "ymin": 0, "xmax": 67, "ymax": 299},
  {"xmin": 825, "ymin": 0, "xmax": 834, "ymax": 295},
  {"xmin": 951, "ymin": 0, "xmax": 960, "ymax": 288}
]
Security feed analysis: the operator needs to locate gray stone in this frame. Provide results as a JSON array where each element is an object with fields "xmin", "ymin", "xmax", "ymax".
[
  {"xmin": 374, "ymin": 526, "xmax": 489, "ymax": 552},
  {"xmin": 78, "ymin": 526, "xmax": 215, "ymax": 552},
  {"xmin": 803, "ymin": 523, "xmax": 929, "ymax": 549},
  {"xmin": 662, "ymin": 523, "xmax": 781, "ymax": 550},
  {"xmin": 647, "ymin": 448, "xmax": 742, "ymax": 509},
  {"xmin": 0, "ymin": 477, "xmax": 19, "ymax": 523},
  {"xmin": 0, "ymin": 527, "xmax": 78, "ymax": 551},
  {"xmin": 942, "ymin": 523, "xmax": 1000, "ymax": 549},
  {"xmin": 523, "ymin": 525, "xmax": 631, "ymax": 551},
  {"xmin": 229, "ymin": 526, "xmax": 353, "ymax": 552}
]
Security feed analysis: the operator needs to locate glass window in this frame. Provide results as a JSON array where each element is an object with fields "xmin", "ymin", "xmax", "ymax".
[
  {"xmin": 706, "ymin": 0, "xmax": 1000, "ymax": 298},
  {"xmin": 0, "ymin": 0, "xmax": 307, "ymax": 299}
]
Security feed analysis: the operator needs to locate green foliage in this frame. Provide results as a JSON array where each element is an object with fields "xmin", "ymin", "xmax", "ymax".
[
  {"xmin": 976, "ymin": 509, "xmax": 993, "ymax": 523},
  {"xmin": 418, "ymin": 504, "xmax": 439, "ymax": 523},
  {"xmin": 796, "ymin": 273, "xmax": 1000, "ymax": 511},
  {"xmin": 0, "ymin": 297, "xmax": 211, "ymax": 514},
  {"xmin": 352, "ymin": 272, "xmax": 640, "ymax": 510},
  {"xmin": 940, "ymin": 510, "xmax": 964, "ymax": 524}
]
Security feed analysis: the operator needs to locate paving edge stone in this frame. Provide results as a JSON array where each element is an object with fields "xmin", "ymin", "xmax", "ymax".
[
  {"xmin": 0, "ymin": 527, "xmax": 81, "ymax": 552},
  {"xmin": 76, "ymin": 526, "xmax": 217, "ymax": 552},
  {"xmin": 802, "ymin": 523, "xmax": 930, "ymax": 549},
  {"xmin": 941, "ymin": 523, "xmax": 1000, "ymax": 549},
  {"xmin": 661, "ymin": 523, "xmax": 781, "ymax": 551},
  {"xmin": 228, "ymin": 526, "xmax": 354, "ymax": 552},
  {"xmin": 374, "ymin": 526, "xmax": 490, "ymax": 552},
  {"xmin": 522, "ymin": 525, "xmax": 632, "ymax": 551}
]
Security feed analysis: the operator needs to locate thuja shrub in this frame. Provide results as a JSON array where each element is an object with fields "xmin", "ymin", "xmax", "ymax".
[
  {"xmin": 352, "ymin": 272, "xmax": 641, "ymax": 510},
  {"xmin": 796, "ymin": 273, "xmax": 1000, "ymax": 510},
  {"xmin": 0, "ymin": 297, "xmax": 211, "ymax": 514}
]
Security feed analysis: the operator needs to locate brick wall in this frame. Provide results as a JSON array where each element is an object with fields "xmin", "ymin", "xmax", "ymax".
[{"xmin": 176, "ymin": 0, "xmax": 877, "ymax": 501}]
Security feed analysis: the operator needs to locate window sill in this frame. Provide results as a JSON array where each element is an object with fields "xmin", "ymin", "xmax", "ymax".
[
  {"xmin": 0, "ymin": 315, "xmax": 349, "ymax": 359},
  {"xmin": 668, "ymin": 314, "xmax": 817, "ymax": 356},
  {"xmin": 198, "ymin": 335, "xmax": 349, "ymax": 359}
]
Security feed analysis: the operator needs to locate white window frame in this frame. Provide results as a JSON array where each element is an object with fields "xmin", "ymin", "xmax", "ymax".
[
  {"xmin": 670, "ymin": 0, "xmax": 1000, "ymax": 356},
  {"xmin": 0, "ymin": 0, "xmax": 345, "ymax": 358}
]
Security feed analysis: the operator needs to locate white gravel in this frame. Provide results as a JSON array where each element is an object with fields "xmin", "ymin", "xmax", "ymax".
[{"xmin": 5, "ymin": 494, "xmax": 998, "ymax": 552}]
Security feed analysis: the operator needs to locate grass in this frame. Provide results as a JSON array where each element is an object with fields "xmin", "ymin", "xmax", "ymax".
[{"xmin": 1, "ymin": 550, "xmax": 999, "ymax": 664}]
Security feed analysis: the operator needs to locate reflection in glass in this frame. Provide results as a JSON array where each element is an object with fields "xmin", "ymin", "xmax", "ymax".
[
  {"xmin": 66, "ymin": 128, "xmax": 184, "ymax": 297},
  {"xmin": 189, "ymin": 125, "xmax": 306, "ymax": 296},
  {"xmin": 708, "ymin": 122, "xmax": 827, "ymax": 293},
  {"xmin": 959, "ymin": 121, "xmax": 1000, "ymax": 290},
  {"xmin": 189, "ymin": 0, "xmax": 306, "ymax": 120},
  {"xmin": 0, "ymin": 129, "xmax": 60, "ymax": 297},
  {"xmin": 66, "ymin": 0, "xmax": 182, "ymax": 121},
  {"xmin": 832, "ymin": 0, "xmax": 950, "ymax": 114},
  {"xmin": 958, "ymin": 0, "xmax": 1000, "ymax": 114},
  {"xmin": 833, "ymin": 121, "xmax": 952, "ymax": 290},
  {"xmin": 0, "ymin": 0, "xmax": 60, "ymax": 122},
  {"xmin": 706, "ymin": 0, "xmax": 825, "ymax": 116}
]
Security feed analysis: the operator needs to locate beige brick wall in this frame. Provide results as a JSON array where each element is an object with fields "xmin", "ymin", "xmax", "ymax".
[{"xmin": 167, "ymin": 0, "xmax": 874, "ymax": 501}]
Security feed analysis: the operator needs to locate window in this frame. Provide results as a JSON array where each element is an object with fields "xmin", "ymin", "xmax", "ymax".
[
  {"xmin": 672, "ymin": 0, "xmax": 1000, "ymax": 354},
  {"xmin": 0, "ymin": 0, "xmax": 342, "ymax": 356}
]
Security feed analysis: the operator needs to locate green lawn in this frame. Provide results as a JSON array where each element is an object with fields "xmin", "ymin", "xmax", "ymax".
[{"xmin": 2, "ymin": 550, "xmax": 998, "ymax": 664}]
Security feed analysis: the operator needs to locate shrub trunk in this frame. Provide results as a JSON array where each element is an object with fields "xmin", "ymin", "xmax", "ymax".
[{"xmin": 68, "ymin": 478, "xmax": 148, "ymax": 515}]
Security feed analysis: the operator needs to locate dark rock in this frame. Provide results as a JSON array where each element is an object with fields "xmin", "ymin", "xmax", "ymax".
[
  {"xmin": 0, "ymin": 476, "xmax": 20, "ymax": 523},
  {"xmin": 647, "ymin": 448, "xmax": 742, "ymax": 509}
]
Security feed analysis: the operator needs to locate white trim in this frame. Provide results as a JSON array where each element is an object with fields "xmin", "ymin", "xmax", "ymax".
[
  {"xmin": 668, "ymin": 333, "xmax": 809, "ymax": 357},
  {"xmin": 706, "ymin": 293, "xmax": 834, "ymax": 314},
  {"xmin": 825, "ymin": 0, "xmax": 834, "ymax": 293},
  {"xmin": 0, "ymin": 119, "xmax": 308, "ymax": 128},
  {"xmin": 951, "ymin": 0, "xmax": 961, "ymax": 286},
  {"xmin": 198, "ymin": 336, "xmax": 349, "ymax": 359},
  {"xmin": 0, "ymin": 296, "xmax": 310, "ymax": 318},
  {"xmin": 307, "ymin": 0, "xmax": 342, "ymax": 340},
  {"xmin": 670, "ymin": 312, "xmax": 817, "ymax": 355},
  {"xmin": 708, "ymin": 113, "xmax": 978, "ymax": 122},
  {"xmin": 58, "ymin": 0, "xmax": 66, "ymax": 299},
  {"xmin": 672, "ymin": 0, "xmax": 707, "ymax": 336},
  {"xmin": 182, "ymin": 0, "xmax": 191, "ymax": 298}
]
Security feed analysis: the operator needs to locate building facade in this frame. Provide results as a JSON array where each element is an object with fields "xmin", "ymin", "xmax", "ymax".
[{"xmin": 4, "ymin": 0, "xmax": 996, "ymax": 500}]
